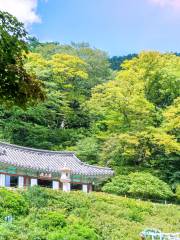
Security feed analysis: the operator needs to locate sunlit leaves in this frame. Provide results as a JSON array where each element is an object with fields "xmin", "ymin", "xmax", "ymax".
[
  {"xmin": 122, "ymin": 51, "xmax": 180, "ymax": 107},
  {"xmin": 162, "ymin": 97, "xmax": 180, "ymax": 137},
  {"xmin": 88, "ymin": 70, "xmax": 155, "ymax": 132}
]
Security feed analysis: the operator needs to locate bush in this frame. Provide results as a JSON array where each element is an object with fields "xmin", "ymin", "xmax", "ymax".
[
  {"xmin": 0, "ymin": 223, "xmax": 19, "ymax": 240},
  {"xmin": 23, "ymin": 186, "xmax": 49, "ymax": 208},
  {"xmin": 102, "ymin": 175, "xmax": 130, "ymax": 195},
  {"xmin": 0, "ymin": 188, "xmax": 28, "ymax": 217},
  {"xmin": 39, "ymin": 211, "xmax": 66, "ymax": 230},
  {"xmin": 48, "ymin": 224, "xmax": 99, "ymax": 240},
  {"xmin": 102, "ymin": 172, "xmax": 174, "ymax": 200},
  {"xmin": 128, "ymin": 172, "xmax": 174, "ymax": 200}
]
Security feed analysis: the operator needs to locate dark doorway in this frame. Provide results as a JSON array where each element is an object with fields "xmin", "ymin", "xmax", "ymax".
[
  {"xmin": 38, "ymin": 179, "xmax": 52, "ymax": 188},
  {"xmin": 71, "ymin": 183, "xmax": 82, "ymax": 191},
  {"xmin": 10, "ymin": 176, "xmax": 18, "ymax": 187}
]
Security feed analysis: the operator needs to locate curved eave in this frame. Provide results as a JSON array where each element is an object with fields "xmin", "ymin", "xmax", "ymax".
[
  {"xmin": 0, "ymin": 159, "xmax": 114, "ymax": 178},
  {"xmin": 0, "ymin": 142, "xmax": 114, "ymax": 178}
]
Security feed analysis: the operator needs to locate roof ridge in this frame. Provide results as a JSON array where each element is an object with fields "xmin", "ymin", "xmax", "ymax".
[{"xmin": 0, "ymin": 141, "xmax": 75, "ymax": 155}]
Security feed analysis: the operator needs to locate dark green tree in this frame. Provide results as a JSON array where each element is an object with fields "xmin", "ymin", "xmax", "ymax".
[{"xmin": 0, "ymin": 11, "xmax": 44, "ymax": 106}]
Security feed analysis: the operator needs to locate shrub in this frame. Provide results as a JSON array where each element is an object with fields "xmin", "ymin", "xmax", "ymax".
[
  {"xmin": 128, "ymin": 172, "xmax": 174, "ymax": 200},
  {"xmin": 48, "ymin": 224, "xmax": 99, "ymax": 240},
  {"xmin": 0, "ymin": 223, "xmax": 19, "ymax": 240},
  {"xmin": 39, "ymin": 211, "xmax": 66, "ymax": 230},
  {"xmin": 102, "ymin": 172, "xmax": 174, "ymax": 200},
  {"xmin": 23, "ymin": 186, "xmax": 49, "ymax": 208},
  {"xmin": 0, "ymin": 188, "xmax": 28, "ymax": 217},
  {"xmin": 102, "ymin": 175, "xmax": 130, "ymax": 195},
  {"xmin": 26, "ymin": 228, "xmax": 48, "ymax": 240}
]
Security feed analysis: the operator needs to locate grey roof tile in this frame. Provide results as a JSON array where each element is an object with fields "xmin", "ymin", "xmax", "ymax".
[{"xmin": 0, "ymin": 142, "xmax": 114, "ymax": 177}]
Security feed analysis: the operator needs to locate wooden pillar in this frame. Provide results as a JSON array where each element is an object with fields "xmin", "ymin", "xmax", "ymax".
[
  {"xmin": 0, "ymin": 174, "xmax": 5, "ymax": 187},
  {"xmin": 24, "ymin": 177, "xmax": 30, "ymax": 188},
  {"xmin": 88, "ymin": 183, "xmax": 93, "ymax": 193}
]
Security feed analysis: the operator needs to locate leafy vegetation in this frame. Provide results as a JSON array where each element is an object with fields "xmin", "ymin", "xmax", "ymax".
[
  {"xmin": 0, "ymin": 11, "xmax": 44, "ymax": 106},
  {"xmin": 102, "ymin": 172, "xmax": 174, "ymax": 200},
  {"xmin": 0, "ymin": 187, "xmax": 179, "ymax": 240}
]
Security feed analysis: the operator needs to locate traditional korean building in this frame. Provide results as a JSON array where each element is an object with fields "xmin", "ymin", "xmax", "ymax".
[{"xmin": 0, "ymin": 142, "xmax": 114, "ymax": 192}]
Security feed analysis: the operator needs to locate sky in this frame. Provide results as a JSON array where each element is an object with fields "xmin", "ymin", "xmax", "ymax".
[{"xmin": 0, "ymin": 0, "xmax": 180, "ymax": 56}]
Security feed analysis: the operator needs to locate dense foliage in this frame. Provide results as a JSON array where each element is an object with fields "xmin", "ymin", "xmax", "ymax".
[
  {"xmin": 0, "ymin": 187, "xmax": 179, "ymax": 240},
  {"xmin": 0, "ymin": 11, "xmax": 44, "ymax": 106},
  {"xmin": 102, "ymin": 172, "xmax": 174, "ymax": 200},
  {"xmin": 0, "ymin": 188, "xmax": 28, "ymax": 218}
]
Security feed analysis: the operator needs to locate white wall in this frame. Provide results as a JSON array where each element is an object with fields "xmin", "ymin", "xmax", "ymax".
[
  {"xmin": 18, "ymin": 176, "xmax": 24, "ymax": 188},
  {"xmin": 0, "ymin": 174, "xmax": 5, "ymax": 187},
  {"xmin": 82, "ymin": 184, "xmax": 88, "ymax": 193},
  {"xmin": 30, "ymin": 178, "xmax": 37, "ymax": 186},
  {"xmin": 52, "ymin": 181, "xmax": 59, "ymax": 190}
]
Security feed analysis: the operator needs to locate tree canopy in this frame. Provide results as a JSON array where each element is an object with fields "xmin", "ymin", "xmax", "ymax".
[{"xmin": 0, "ymin": 11, "xmax": 44, "ymax": 106}]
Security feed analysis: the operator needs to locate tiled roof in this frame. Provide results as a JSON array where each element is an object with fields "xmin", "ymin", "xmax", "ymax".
[{"xmin": 0, "ymin": 142, "xmax": 114, "ymax": 177}]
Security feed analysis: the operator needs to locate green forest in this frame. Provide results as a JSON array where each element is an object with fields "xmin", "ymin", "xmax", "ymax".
[{"xmin": 0, "ymin": 11, "xmax": 180, "ymax": 199}]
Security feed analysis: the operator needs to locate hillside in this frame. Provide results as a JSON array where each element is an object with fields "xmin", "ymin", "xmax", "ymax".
[{"xmin": 0, "ymin": 187, "xmax": 179, "ymax": 240}]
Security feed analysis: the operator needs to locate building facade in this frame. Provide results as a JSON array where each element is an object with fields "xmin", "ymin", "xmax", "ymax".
[{"xmin": 0, "ymin": 142, "xmax": 114, "ymax": 193}]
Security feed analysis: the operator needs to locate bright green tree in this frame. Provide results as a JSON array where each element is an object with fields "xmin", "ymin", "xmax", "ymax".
[
  {"xmin": 32, "ymin": 42, "xmax": 113, "ymax": 95},
  {"xmin": 122, "ymin": 51, "xmax": 180, "ymax": 107},
  {"xmin": 87, "ymin": 70, "xmax": 155, "ymax": 132},
  {"xmin": 162, "ymin": 97, "xmax": 180, "ymax": 137}
]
